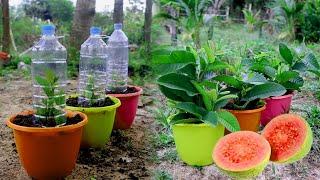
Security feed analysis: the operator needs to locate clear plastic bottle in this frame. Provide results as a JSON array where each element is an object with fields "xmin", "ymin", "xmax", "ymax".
[
  {"xmin": 31, "ymin": 25, "xmax": 67, "ymax": 125},
  {"xmin": 78, "ymin": 27, "xmax": 107, "ymax": 105},
  {"xmin": 106, "ymin": 23, "xmax": 128, "ymax": 93}
]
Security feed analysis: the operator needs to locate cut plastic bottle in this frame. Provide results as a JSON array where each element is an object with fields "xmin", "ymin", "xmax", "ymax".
[
  {"xmin": 106, "ymin": 23, "xmax": 129, "ymax": 93},
  {"xmin": 78, "ymin": 27, "xmax": 107, "ymax": 106},
  {"xmin": 31, "ymin": 24, "xmax": 67, "ymax": 125}
]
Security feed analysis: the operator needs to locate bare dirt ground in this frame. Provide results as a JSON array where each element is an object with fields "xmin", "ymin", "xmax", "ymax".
[{"xmin": 0, "ymin": 73, "xmax": 319, "ymax": 180}]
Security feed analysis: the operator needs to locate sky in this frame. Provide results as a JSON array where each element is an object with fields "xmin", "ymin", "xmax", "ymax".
[{"xmin": 10, "ymin": 0, "xmax": 146, "ymax": 12}]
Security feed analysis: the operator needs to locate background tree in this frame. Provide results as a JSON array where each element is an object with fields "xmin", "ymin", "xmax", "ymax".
[
  {"xmin": 272, "ymin": 0, "xmax": 304, "ymax": 41},
  {"xmin": 156, "ymin": 0, "xmax": 213, "ymax": 48},
  {"xmin": 22, "ymin": 0, "xmax": 74, "ymax": 25},
  {"xmin": 144, "ymin": 0, "xmax": 153, "ymax": 59},
  {"xmin": 69, "ymin": 0, "xmax": 96, "ymax": 51},
  {"xmin": 113, "ymin": 0, "xmax": 124, "ymax": 24},
  {"xmin": 1, "ymin": 0, "xmax": 10, "ymax": 54},
  {"xmin": 212, "ymin": 0, "xmax": 226, "ymax": 15}
]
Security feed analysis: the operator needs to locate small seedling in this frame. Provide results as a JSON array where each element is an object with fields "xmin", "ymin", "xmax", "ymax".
[
  {"xmin": 82, "ymin": 74, "xmax": 99, "ymax": 106},
  {"xmin": 35, "ymin": 69, "xmax": 66, "ymax": 126}
]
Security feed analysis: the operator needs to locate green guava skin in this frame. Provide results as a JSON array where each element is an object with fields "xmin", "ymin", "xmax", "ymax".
[
  {"xmin": 275, "ymin": 121, "xmax": 313, "ymax": 164},
  {"xmin": 217, "ymin": 151, "xmax": 270, "ymax": 179}
]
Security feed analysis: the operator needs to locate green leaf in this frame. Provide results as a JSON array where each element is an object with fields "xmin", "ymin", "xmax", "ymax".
[
  {"xmin": 250, "ymin": 64, "xmax": 277, "ymax": 78},
  {"xmin": 158, "ymin": 85, "xmax": 193, "ymax": 102},
  {"xmin": 169, "ymin": 113, "xmax": 200, "ymax": 125},
  {"xmin": 157, "ymin": 73, "xmax": 198, "ymax": 96},
  {"xmin": 217, "ymin": 110, "xmax": 240, "ymax": 132},
  {"xmin": 279, "ymin": 43, "xmax": 293, "ymax": 65},
  {"xmin": 213, "ymin": 75, "xmax": 243, "ymax": 89},
  {"xmin": 303, "ymin": 53, "xmax": 320, "ymax": 70},
  {"xmin": 216, "ymin": 94, "xmax": 238, "ymax": 103},
  {"xmin": 275, "ymin": 71, "xmax": 300, "ymax": 83},
  {"xmin": 153, "ymin": 49, "xmax": 196, "ymax": 75},
  {"xmin": 35, "ymin": 76, "xmax": 50, "ymax": 87},
  {"xmin": 203, "ymin": 111, "xmax": 218, "ymax": 127},
  {"xmin": 175, "ymin": 102, "xmax": 207, "ymax": 118},
  {"xmin": 292, "ymin": 62, "xmax": 307, "ymax": 71},
  {"xmin": 242, "ymin": 82, "xmax": 286, "ymax": 102},
  {"xmin": 281, "ymin": 76, "xmax": 304, "ymax": 90},
  {"xmin": 206, "ymin": 61, "xmax": 229, "ymax": 72},
  {"xmin": 45, "ymin": 68, "xmax": 57, "ymax": 85},
  {"xmin": 178, "ymin": 63, "xmax": 196, "ymax": 79},
  {"xmin": 308, "ymin": 69, "xmax": 320, "ymax": 77},
  {"xmin": 214, "ymin": 99, "xmax": 230, "ymax": 110},
  {"xmin": 192, "ymin": 81, "xmax": 212, "ymax": 110},
  {"xmin": 243, "ymin": 72, "xmax": 268, "ymax": 85}
]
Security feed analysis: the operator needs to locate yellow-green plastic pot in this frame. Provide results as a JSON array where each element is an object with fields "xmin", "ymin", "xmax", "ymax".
[
  {"xmin": 66, "ymin": 96, "xmax": 121, "ymax": 148},
  {"xmin": 172, "ymin": 122, "xmax": 224, "ymax": 166}
]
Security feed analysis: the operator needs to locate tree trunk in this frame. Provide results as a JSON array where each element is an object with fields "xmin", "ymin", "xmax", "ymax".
[
  {"xmin": 212, "ymin": 0, "xmax": 226, "ymax": 15},
  {"xmin": 1, "ymin": 0, "xmax": 10, "ymax": 54},
  {"xmin": 144, "ymin": 0, "xmax": 153, "ymax": 59},
  {"xmin": 69, "ymin": 0, "xmax": 96, "ymax": 51},
  {"xmin": 171, "ymin": 23, "xmax": 177, "ymax": 46},
  {"xmin": 113, "ymin": 0, "xmax": 123, "ymax": 24}
]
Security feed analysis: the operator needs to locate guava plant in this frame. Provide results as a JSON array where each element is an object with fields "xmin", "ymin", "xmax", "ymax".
[
  {"xmin": 153, "ymin": 43, "xmax": 240, "ymax": 132},
  {"xmin": 213, "ymin": 71, "xmax": 287, "ymax": 110},
  {"xmin": 35, "ymin": 69, "xmax": 66, "ymax": 126},
  {"xmin": 242, "ymin": 43, "xmax": 309, "ymax": 91}
]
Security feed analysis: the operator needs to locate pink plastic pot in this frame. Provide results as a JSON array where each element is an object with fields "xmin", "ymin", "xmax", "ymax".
[
  {"xmin": 108, "ymin": 86, "xmax": 143, "ymax": 129},
  {"xmin": 261, "ymin": 93, "xmax": 294, "ymax": 126}
]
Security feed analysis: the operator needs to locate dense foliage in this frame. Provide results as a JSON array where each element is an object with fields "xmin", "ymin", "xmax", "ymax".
[{"xmin": 153, "ymin": 43, "xmax": 240, "ymax": 132}]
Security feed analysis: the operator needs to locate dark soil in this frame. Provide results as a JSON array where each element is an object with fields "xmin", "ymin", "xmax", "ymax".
[
  {"xmin": 106, "ymin": 86, "xmax": 138, "ymax": 94},
  {"xmin": 12, "ymin": 114, "xmax": 40, "ymax": 127},
  {"xmin": 66, "ymin": 96, "xmax": 115, "ymax": 108},
  {"xmin": 12, "ymin": 114, "xmax": 83, "ymax": 127},
  {"xmin": 224, "ymin": 99, "xmax": 265, "ymax": 110}
]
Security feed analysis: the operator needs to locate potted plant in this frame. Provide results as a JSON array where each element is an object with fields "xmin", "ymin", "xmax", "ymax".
[
  {"xmin": 105, "ymin": 23, "xmax": 143, "ymax": 130},
  {"xmin": 7, "ymin": 70, "xmax": 88, "ymax": 179},
  {"xmin": 66, "ymin": 27, "xmax": 121, "ymax": 148},
  {"xmin": 153, "ymin": 44, "xmax": 241, "ymax": 166},
  {"xmin": 213, "ymin": 69, "xmax": 286, "ymax": 132},
  {"xmin": 243, "ymin": 43, "xmax": 307, "ymax": 126},
  {"xmin": 7, "ymin": 25, "xmax": 88, "ymax": 179}
]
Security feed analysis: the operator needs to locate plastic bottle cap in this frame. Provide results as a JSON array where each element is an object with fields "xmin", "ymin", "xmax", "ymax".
[
  {"xmin": 114, "ymin": 23, "xmax": 122, "ymax": 30},
  {"xmin": 41, "ymin": 25, "xmax": 55, "ymax": 36},
  {"xmin": 90, "ymin": 27, "xmax": 101, "ymax": 35}
]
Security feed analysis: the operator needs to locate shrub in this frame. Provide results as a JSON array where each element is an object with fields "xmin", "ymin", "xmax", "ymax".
[{"xmin": 300, "ymin": 0, "xmax": 320, "ymax": 42}]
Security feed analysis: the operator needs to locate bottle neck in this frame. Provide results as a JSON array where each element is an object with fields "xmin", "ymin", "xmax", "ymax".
[{"xmin": 41, "ymin": 34, "xmax": 56, "ymax": 39}]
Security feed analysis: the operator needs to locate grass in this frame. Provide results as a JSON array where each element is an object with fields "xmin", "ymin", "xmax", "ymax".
[
  {"xmin": 153, "ymin": 170, "xmax": 173, "ymax": 180},
  {"xmin": 306, "ymin": 106, "xmax": 320, "ymax": 150}
]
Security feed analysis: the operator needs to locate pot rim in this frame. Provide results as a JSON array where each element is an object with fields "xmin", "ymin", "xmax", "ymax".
[
  {"xmin": 107, "ymin": 85, "xmax": 143, "ymax": 98},
  {"xmin": 6, "ymin": 110, "xmax": 88, "ymax": 133},
  {"xmin": 66, "ymin": 95, "xmax": 121, "ymax": 112},
  {"xmin": 172, "ymin": 122, "xmax": 223, "ymax": 127},
  {"xmin": 265, "ymin": 92, "xmax": 294, "ymax": 100},
  {"xmin": 227, "ymin": 105, "xmax": 266, "ymax": 114},
  {"xmin": 167, "ymin": 115, "xmax": 222, "ymax": 128}
]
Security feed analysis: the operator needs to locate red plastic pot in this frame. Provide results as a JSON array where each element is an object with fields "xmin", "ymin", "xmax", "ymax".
[
  {"xmin": 108, "ymin": 86, "xmax": 142, "ymax": 129},
  {"xmin": 261, "ymin": 93, "xmax": 294, "ymax": 126}
]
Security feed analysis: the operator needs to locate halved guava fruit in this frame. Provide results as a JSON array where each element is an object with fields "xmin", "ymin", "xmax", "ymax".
[
  {"xmin": 262, "ymin": 114, "xmax": 313, "ymax": 163},
  {"xmin": 212, "ymin": 131, "xmax": 271, "ymax": 179}
]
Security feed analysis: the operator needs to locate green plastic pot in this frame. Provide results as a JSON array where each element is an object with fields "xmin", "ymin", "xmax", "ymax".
[
  {"xmin": 172, "ymin": 122, "xmax": 224, "ymax": 166},
  {"xmin": 66, "ymin": 96, "xmax": 121, "ymax": 148}
]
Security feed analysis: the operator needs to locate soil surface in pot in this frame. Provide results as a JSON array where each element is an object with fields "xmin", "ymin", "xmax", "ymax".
[
  {"xmin": 66, "ymin": 96, "xmax": 115, "ymax": 108},
  {"xmin": 224, "ymin": 99, "xmax": 265, "ymax": 110},
  {"xmin": 12, "ymin": 114, "xmax": 83, "ymax": 127},
  {"xmin": 106, "ymin": 86, "xmax": 138, "ymax": 94}
]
